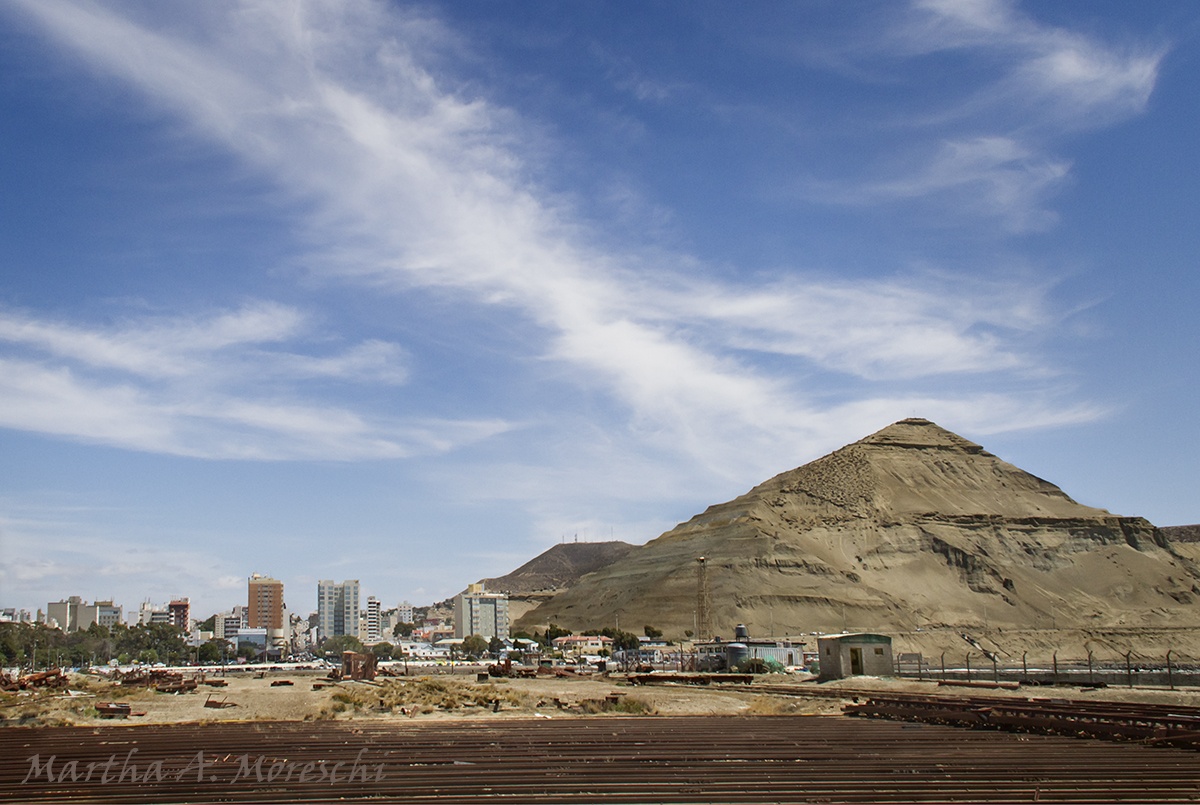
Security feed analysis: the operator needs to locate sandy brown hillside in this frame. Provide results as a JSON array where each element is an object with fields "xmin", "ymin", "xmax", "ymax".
[
  {"xmin": 482, "ymin": 541, "xmax": 635, "ymax": 595},
  {"xmin": 1162, "ymin": 525, "xmax": 1200, "ymax": 566},
  {"xmin": 515, "ymin": 419, "xmax": 1200, "ymax": 644}
]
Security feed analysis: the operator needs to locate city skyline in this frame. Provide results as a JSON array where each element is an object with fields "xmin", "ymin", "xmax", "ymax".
[{"xmin": 2, "ymin": 2, "xmax": 1199, "ymax": 619}]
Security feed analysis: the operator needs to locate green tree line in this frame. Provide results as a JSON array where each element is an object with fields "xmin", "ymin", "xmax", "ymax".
[{"xmin": 0, "ymin": 622, "xmax": 201, "ymax": 669}]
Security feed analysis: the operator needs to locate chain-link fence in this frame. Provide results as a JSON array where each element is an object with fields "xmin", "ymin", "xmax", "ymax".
[{"xmin": 895, "ymin": 648, "xmax": 1200, "ymax": 689}]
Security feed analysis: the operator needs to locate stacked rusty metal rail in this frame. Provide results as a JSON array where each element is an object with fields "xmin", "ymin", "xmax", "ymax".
[
  {"xmin": 843, "ymin": 690, "xmax": 1200, "ymax": 748},
  {"xmin": 3, "ymin": 716, "xmax": 1199, "ymax": 803}
]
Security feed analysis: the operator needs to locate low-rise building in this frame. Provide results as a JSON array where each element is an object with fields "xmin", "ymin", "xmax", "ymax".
[
  {"xmin": 695, "ymin": 625, "xmax": 804, "ymax": 671},
  {"xmin": 816, "ymin": 633, "xmax": 893, "ymax": 680},
  {"xmin": 552, "ymin": 635, "xmax": 614, "ymax": 656}
]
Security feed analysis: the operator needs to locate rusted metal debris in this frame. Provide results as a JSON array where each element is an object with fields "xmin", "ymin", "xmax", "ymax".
[
  {"xmin": 1, "ymin": 669, "xmax": 69, "ymax": 691},
  {"xmin": 202, "ymin": 693, "xmax": 237, "ymax": 709},
  {"xmin": 94, "ymin": 702, "xmax": 131, "ymax": 718},
  {"xmin": 844, "ymin": 691, "xmax": 1200, "ymax": 750},
  {"xmin": 341, "ymin": 651, "xmax": 377, "ymax": 681},
  {"xmin": 155, "ymin": 679, "xmax": 198, "ymax": 694},
  {"xmin": 627, "ymin": 672, "xmax": 754, "ymax": 686}
]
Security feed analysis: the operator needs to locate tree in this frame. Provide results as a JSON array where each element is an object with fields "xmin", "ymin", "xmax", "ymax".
[
  {"xmin": 545, "ymin": 623, "xmax": 571, "ymax": 642},
  {"xmin": 321, "ymin": 634, "xmax": 365, "ymax": 658},
  {"xmin": 461, "ymin": 635, "xmax": 488, "ymax": 658},
  {"xmin": 372, "ymin": 642, "xmax": 394, "ymax": 660},
  {"xmin": 610, "ymin": 630, "xmax": 640, "ymax": 653},
  {"xmin": 643, "ymin": 625, "xmax": 663, "ymax": 639},
  {"xmin": 392, "ymin": 622, "xmax": 415, "ymax": 638},
  {"xmin": 197, "ymin": 641, "xmax": 224, "ymax": 664},
  {"xmin": 488, "ymin": 635, "xmax": 505, "ymax": 656}
]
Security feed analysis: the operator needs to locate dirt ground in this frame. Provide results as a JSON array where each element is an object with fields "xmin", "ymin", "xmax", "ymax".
[{"xmin": 5, "ymin": 668, "xmax": 1200, "ymax": 728}]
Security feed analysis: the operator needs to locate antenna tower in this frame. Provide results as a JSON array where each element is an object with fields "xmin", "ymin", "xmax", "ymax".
[{"xmin": 695, "ymin": 556, "xmax": 712, "ymax": 641}]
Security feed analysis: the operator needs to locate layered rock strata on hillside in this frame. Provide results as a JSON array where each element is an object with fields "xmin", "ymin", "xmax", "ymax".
[{"xmin": 516, "ymin": 419, "xmax": 1200, "ymax": 637}]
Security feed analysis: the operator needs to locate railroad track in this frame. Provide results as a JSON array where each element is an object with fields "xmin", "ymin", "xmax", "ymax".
[
  {"xmin": 718, "ymin": 681, "xmax": 1200, "ymax": 749},
  {"xmin": 3, "ymin": 716, "xmax": 1198, "ymax": 803}
]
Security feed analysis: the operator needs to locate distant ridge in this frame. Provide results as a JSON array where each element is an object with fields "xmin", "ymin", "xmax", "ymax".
[
  {"xmin": 514, "ymin": 418, "xmax": 1200, "ymax": 643},
  {"xmin": 482, "ymin": 540, "xmax": 635, "ymax": 596},
  {"xmin": 1162, "ymin": 525, "xmax": 1200, "ymax": 543}
]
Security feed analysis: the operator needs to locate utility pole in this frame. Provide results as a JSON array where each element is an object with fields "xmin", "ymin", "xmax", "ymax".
[{"xmin": 696, "ymin": 557, "xmax": 712, "ymax": 642}]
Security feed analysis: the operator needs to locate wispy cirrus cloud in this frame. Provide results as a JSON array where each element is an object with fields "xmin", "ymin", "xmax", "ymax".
[
  {"xmin": 906, "ymin": 0, "xmax": 1161, "ymax": 127},
  {"xmin": 815, "ymin": 0, "xmax": 1164, "ymax": 231},
  {"xmin": 4, "ymin": 0, "xmax": 1129, "ymax": 481},
  {"xmin": 0, "ymin": 303, "xmax": 506, "ymax": 459},
  {"xmin": 844, "ymin": 137, "xmax": 1072, "ymax": 232}
]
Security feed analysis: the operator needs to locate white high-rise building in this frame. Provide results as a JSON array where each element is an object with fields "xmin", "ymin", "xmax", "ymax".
[
  {"xmin": 214, "ymin": 612, "xmax": 241, "ymax": 641},
  {"xmin": 46, "ymin": 597, "xmax": 123, "ymax": 632},
  {"xmin": 397, "ymin": 600, "xmax": 413, "ymax": 626},
  {"xmin": 453, "ymin": 583, "xmax": 509, "ymax": 640},
  {"xmin": 317, "ymin": 580, "xmax": 360, "ymax": 641},
  {"xmin": 365, "ymin": 596, "xmax": 381, "ymax": 643}
]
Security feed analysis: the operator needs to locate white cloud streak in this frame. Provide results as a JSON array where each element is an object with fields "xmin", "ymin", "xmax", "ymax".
[
  {"xmin": 827, "ymin": 0, "xmax": 1164, "ymax": 231},
  {"xmin": 3, "ymin": 0, "xmax": 1133, "ymax": 477},
  {"xmin": 0, "ymin": 304, "xmax": 506, "ymax": 460}
]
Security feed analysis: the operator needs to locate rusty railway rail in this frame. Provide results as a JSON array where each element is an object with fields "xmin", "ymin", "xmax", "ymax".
[
  {"xmin": 719, "ymin": 680, "xmax": 1200, "ymax": 749},
  {"xmin": 3, "ymin": 716, "xmax": 1199, "ymax": 803}
]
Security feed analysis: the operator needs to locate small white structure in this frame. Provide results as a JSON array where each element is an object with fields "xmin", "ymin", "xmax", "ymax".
[{"xmin": 816, "ymin": 633, "xmax": 893, "ymax": 680}]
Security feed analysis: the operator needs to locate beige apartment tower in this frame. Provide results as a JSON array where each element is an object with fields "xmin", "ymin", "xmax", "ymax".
[{"xmin": 247, "ymin": 574, "xmax": 285, "ymax": 644}]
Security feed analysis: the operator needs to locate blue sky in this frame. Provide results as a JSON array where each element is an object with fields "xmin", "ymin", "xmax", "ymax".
[{"xmin": 2, "ymin": 1, "xmax": 1198, "ymax": 622}]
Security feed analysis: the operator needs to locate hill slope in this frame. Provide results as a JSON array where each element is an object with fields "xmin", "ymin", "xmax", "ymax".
[
  {"xmin": 482, "ymin": 541, "xmax": 636, "ymax": 596},
  {"xmin": 515, "ymin": 419, "xmax": 1200, "ymax": 640}
]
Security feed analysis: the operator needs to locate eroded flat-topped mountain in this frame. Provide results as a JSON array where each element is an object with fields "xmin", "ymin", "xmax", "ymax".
[{"xmin": 515, "ymin": 419, "xmax": 1199, "ymax": 638}]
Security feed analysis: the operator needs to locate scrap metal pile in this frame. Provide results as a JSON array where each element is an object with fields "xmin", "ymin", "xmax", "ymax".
[
  {"xmin": 111, "ymin": 669, "xmax": 198, "ymax": 694},
  {"xmin": 3, "ymin": 715, "xmax": 1198, "ymax": 804},
  {"xmin": 844, "ymin": 689, "xmax": 1200, "ymax": 749},
  {"xmin": 0, "ymin": 669, "xmax": 68, "ymax": 692}
]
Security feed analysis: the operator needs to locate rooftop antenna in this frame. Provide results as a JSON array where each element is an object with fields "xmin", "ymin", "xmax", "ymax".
[{"xmin": 696, "ymin": 556, "xmax": 712, "ymax": 642}]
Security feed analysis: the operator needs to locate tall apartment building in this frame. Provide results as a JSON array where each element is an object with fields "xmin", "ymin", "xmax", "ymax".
[
  {"xmin": 168, "ymin": 599, "xmax": 190, "ymax": 632},
  {"xmin": 397, "ymin": 600, "xmax": 413, "ymax": 626},
  {"xmin": 46, "ymin": 597, "xmax": 83, "ymax": 631},
  {"xmin": 93, "ymin": 600, "xmax": 123, "ymax": 629},
  {"xmin": 453, "ymin": 583, "xmax": 509, "ymax": 640},
  {"xmin": 316, "ymin": 579, "xmax": 360, "ymax": 641},
  {"xmin": 214, "ymin": 612, "xmax": 242, "ymax": 641},
  {"xmin": 248, "ymin": 574, "xmax": 285, "ymax": 644},
  {"xmin": 365, "ymin": 596, "xmax": 381, "ymax": 643},
  {"xmin": 46, "ymin": 597, "xmax": 123, "ymax": 632},
  {"xmin": 138, "ymin": 601, "xmax": 173, "ymax": 626}
]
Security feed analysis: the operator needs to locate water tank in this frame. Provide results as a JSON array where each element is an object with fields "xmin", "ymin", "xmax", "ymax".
[
  {"xmin": 734, "ymin": 624, "xmax": 750, "ymax": 641},
  {"xmin": 726, "ymin": 643, "xmax": 749, "ymax": 669}
]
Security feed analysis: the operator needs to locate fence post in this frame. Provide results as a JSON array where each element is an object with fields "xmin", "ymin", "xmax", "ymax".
[
  {"xmin": 1052, "ymin": 652, "xmax": 1058, "ymax": 686},
  {"xmin": 1087, "ymin": 650, "xmax": 1094, "ymax": 685},
  {"xmin": 1021, "ymin": 651, "xmax": 1028, "ymax": 684},
  {"xmin": 966, "ymin": 652, "xmax": 971, "ymax": 682},
  {"xmin": 1167, "ymin": 649, "xmax": 1174, "ymax": 691},
  {"xmin": 1124, "ymin": 651, "xmax": 1132, "ymax": 688},
  {"xmin": 940, "ymin": 652, "xmax": 946, "ymax": 682},
  {"xmin": 992, "ymin": 655, "xmax": 998, "ymax": 684}
]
